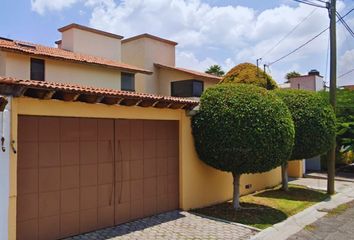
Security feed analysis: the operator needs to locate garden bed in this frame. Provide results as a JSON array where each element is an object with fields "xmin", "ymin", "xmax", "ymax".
[{"xmin": 192, "ymin": 185, "xmax": 328, "ymax": 229}]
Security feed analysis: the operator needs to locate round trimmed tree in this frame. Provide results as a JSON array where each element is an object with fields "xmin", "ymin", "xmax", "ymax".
[
  {"xmin": 275, "ymin": 89, "xmax": 336, "ymax": 191},
  {"xmin": 192, "ymin": 84, "xmax": 295, "ymax": 209},
  {"xmin": 221, "ymin": 63, "xmax": 278, "ymax": 90}
]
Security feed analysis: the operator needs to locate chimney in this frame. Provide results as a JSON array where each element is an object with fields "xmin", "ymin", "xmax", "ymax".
[
  {"xmin": 308, "ymin": 69, "xmax": 320, "ymax": 76},
  {"xmin": 57, "ymin": 23, "xmax": 123, "ymax": 61}
]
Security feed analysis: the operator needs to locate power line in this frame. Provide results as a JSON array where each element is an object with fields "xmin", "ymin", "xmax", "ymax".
[
  {"xmin": 293, "ymin": 0, "xmax": 326, "ymax": 8},
  {"xmin": 268, "ymin": 7, "xmax": 354, "ymax": 66},
  {"xmin": 336, "ymin": 11, "xmax": 354, "ymax": 38},
  {"xmin": 338, "ymin": 68, "xmax": 354, "ymax": 79},
  {"xmin": 260, "ymin": 8, "xmax": 317, "ymax": 59}
]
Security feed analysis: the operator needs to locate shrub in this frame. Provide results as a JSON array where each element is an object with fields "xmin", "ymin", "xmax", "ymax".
[
  {"xmin": 221, "ymin": 63, "xmax": 278, "ymax": 90},
  {"xmin": 192, "ymin": 84, "xmax": 294, "ymax": 208},
  {"xmin": 275, "ymin": 89, "xmax": 336, "ymax": 190}
]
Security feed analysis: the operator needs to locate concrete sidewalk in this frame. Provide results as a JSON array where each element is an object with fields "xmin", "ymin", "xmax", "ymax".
[{"xmin": 250, "ymin": 178, "xmax": 354, "ymax": 240}]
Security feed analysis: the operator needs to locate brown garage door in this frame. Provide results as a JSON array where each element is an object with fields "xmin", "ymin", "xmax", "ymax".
[{"xmin": 17, "ymin": 116, "xmax": 179, "ymax": 240}]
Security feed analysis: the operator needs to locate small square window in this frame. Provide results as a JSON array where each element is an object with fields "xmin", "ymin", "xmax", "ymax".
[
  {"xmin": 121, "ymin": 72, "xmax": 135, "ymax": 91},
  {"xmin": 30, "ymin": 58, "xmax": 45, "ymax": 81}
]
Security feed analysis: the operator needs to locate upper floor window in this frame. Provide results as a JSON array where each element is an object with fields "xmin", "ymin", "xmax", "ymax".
[
  {"xmin": 171, "ymin": 80, "xmax": 204, "ymax": 97},
  {"xmin": 30, "ymin": 58, "xmax": 45, "ymax": 81},
  {"xmin": 121, "ymin": 72, "xmax": 135, "ymax": 91}
]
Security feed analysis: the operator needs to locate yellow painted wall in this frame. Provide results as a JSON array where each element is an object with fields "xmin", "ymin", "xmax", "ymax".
[
  {"xmin": 8, "ymin": 97, "xmax": 282, "ymax": 239},
  {"xmin": 2, "ymin": 52, "xmax": 122, "ymax": 90},
  {"xmin": 158, "ymin": 68, "xmax": 217, "ymax": 96},
  {"xmin": 288, "ymin": 160, "xmax": 304, "ymax": 178}
]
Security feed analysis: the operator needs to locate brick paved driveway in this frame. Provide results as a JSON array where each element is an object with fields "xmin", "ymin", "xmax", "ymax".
[{"xmin": 65, "ymin": 211, "xmax": 257, "ymax": 240}]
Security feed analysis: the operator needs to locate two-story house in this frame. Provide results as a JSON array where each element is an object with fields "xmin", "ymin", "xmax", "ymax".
[{"xmin": 0, "ymin": 24, "xmax": 282, "ymax": 240}]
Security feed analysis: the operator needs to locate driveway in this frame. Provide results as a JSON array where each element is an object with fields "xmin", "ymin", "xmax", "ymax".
[
  {"xmin": 64, "ymin": 211, "xmax": 257, "ymax": 240},
  {"xmin": 287, "ymin": 201, "xmax": 354, "ymax": 240}
]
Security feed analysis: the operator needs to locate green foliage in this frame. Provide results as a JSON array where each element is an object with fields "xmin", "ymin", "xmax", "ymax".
[
  {"xmin": 320, "ymin": 89, "xmax": 354, "ymax": 153},
  {"xmin": 192, "ymin": 84, "xmax": 295, "ymax": 174},
  {"xmin": 285, "ymin": 71, "xmax": 301, "ymax": 81},
  {"xmin": 275, "ymin": 89, "xmax": 336, "ymax": 160},
  {"xmin": 221, "ymin": 63, "xmax": 278, "ymax": 90},
  {"xmin": 205, "ymin": 64, "xmax": 225, "ymax": 77}
]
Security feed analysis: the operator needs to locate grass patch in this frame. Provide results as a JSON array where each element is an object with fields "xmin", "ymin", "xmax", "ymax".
[
  {"xmin": 304, "ymin": 224, "xmax": 317, "ymax": 232},
  {"xmin": 192, "ymin": 184, "xmax": 328, "ymax": 229},
  {"xmin": 325, "ymin": 200, "xmax": 354, "ymax": 216}
]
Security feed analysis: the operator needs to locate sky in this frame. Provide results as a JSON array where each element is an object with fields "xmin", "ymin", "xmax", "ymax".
[{"xmin": 1, "ymin": 0, "xmax": 354, "ymax": 86}]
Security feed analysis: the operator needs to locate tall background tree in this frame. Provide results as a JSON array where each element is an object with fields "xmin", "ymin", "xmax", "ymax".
[
  {"xmin": 192, "ymin": 84, "xmax": 295, "ymax": 209},
  {"xmin": 205, "ymin": 64, "xmax": 225, "ymax": 77},
  {"xmin": 285, "ymin": 71, "xmax": 301, "ymax": 83},
  {"xmin": 275, "ymin": 89, "xmax": 336, "ymax": 191},
  {"xmin": 221, "ymin": 63, "xmax": 278, "ymax": 90},
  {"xmin": 320, "ymin": 89, "xmax": 354, "ymax": 165}
]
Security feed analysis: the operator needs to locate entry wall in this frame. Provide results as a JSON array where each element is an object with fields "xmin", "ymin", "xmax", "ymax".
[{"xmin": 8, "ymin": 97, "xmax": 282, "ymax": 239}]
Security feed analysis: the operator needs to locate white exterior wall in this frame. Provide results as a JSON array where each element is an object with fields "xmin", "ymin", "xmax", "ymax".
[
  {"xmin": 0, "ymin": 97, "xmax": 11, "ymax": 240},
  {"xmin": 315, "ymin": 76, "xmax": 324, "ymax": 91},
  {"xmin": 61, "ymin": 28, "xmax": 122, "ymax": 61},
  {"xmin": 0, "ymin": 51, "xmax": 6, "ymax": 76}
]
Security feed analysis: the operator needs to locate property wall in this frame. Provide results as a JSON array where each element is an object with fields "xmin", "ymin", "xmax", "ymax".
[
  {"xmin": 288, "ymin": 160, "xmax": 304, "ymax": 178},
  {"xmin": 0, "ymin": 97, "xmax": 11, "ymax": 240},
  {"xmin": 3, "ymin": 52, "xmax": 121, "ymax": 89},
  {"xmin": 158, "ymin": 68, "xmax": 216, "ymax": 96},
  {"xmin": 7, "ymin": 97, "xmax": 282, "ymax": 239},
  {"xmin": 61, "ymin": 28, "xmax": 122, "ymax": 61},
  {"xmin": 122, "ymin": 37, "xmax": 175, "ymax": 94}
]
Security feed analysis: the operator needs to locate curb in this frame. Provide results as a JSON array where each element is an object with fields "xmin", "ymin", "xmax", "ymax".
[{"xmin": 249, "ymin": 189, "xmax": 354, "ymax": 240}]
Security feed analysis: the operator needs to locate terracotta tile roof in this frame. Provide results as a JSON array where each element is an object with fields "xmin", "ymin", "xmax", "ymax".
[
  {"xmin": 58, "ymin": 23, "xmax": 124, "ymax": 40},
  {"xmin": 0, "ymin": 77, "xmax": 199, "ymax": 110},
  {"xmin": 0, "ymin": 38, "xmax": 152, "ymax": 74},
  {"xmin": 122, "ymin": 33, "xmax": 178, "ymax": 46},
  {"xmin": 154, "ymin": 63, "xmax": 222, "ymax": 81}
]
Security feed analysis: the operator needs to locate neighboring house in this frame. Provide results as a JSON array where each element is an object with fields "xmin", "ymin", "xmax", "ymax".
[
  {"xmin": 341, "ymin": 84, "xmax": 354, "ymax": 91},
  {"xmin": 280, "ymin": 69, "xmax": 325, "ymax": 174},
  {"xmin": 0, "ymin": 24, "xmax": 281, "ymax": 240}
]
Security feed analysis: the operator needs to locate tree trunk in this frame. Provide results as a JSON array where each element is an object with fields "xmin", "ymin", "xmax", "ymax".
[
  {"xmin": 232, "ymin": 172, "xmax": 241, "ymax": 209},
  {"xmin": 281, "ymin": 162, "xmax": 289, "ymax": 191}
]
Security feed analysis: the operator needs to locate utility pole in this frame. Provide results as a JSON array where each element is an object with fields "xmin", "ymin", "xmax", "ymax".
[
  {"xmin": 327, "ymin": 0, "xmax": 336, "ymax": 195},
  {"xmin": 256, "ymin": 58, "xmax": 262, "ymax": 77}
]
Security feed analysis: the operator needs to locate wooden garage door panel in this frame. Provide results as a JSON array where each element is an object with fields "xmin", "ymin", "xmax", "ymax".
[
  {"xmin": 17, "ymin": 116, "xmax": 115, "ymax": 240},
  {"xmin": 114, "ymin": 120, "xmax": 179, "ymax": 224},
  {"xmin": 17, "ymin": 117, "xmax": 179, "ymax": 240}
]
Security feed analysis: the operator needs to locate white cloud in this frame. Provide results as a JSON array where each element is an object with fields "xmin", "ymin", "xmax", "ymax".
[
  {"xmin": 31, "ymin": 0, "xmax": 354, "ymax": 86},
  {"xmin": 31, "ymin": 0, "xmax": 79, "ymax": 14},
  {"xmin": 338, "ymin": 49, "xmax": 354, "ymax": 86}
]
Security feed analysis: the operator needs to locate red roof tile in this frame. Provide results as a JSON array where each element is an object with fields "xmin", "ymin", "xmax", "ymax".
[
  {"xmin": 0, "ymin": 77, "xmax": 199, "ymax": 110},
  {"xmin": 0, "ymin": 39, "xmax": 152, "ymax": 74},
  {"xmin": 154, "ymin": 63, "xmax": 222, "ymax": 81}
]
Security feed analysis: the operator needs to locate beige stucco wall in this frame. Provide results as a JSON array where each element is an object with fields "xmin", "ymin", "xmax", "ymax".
[
  {"xmin": 2, "ymin": 52, "xmax": 122, "ymax": 89},
  {"xmin": 61, "ymin": 28, "xmax": 122, "ymax": 61},
  {"xmin": 0, "ymin": 51, "xmax": 6, "ymax": 76},
  {"xmin": 158, "ymin": 68, "xmax": 217, "ymax": 96},
  {"xmin": 122, "ymin": 37, "xmax": 175, "ymax": 94}
]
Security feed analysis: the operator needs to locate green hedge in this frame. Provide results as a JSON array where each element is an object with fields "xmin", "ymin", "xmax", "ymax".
[{"xmin": 192, "ymin": 84, "xmax": 295, "ymax": 174}]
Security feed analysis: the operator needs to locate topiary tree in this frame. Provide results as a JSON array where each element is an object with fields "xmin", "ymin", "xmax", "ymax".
[
  {"xmin": 275, "ymin": 89, "xmax": 336, "ymax": 191},
  {"xmin": 192, "ymin": 84, "xmax": 295, "ymax": 209},
  {"xmin": 220, "ymin": 62, "xmax": 278, "ymax": 90}
]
